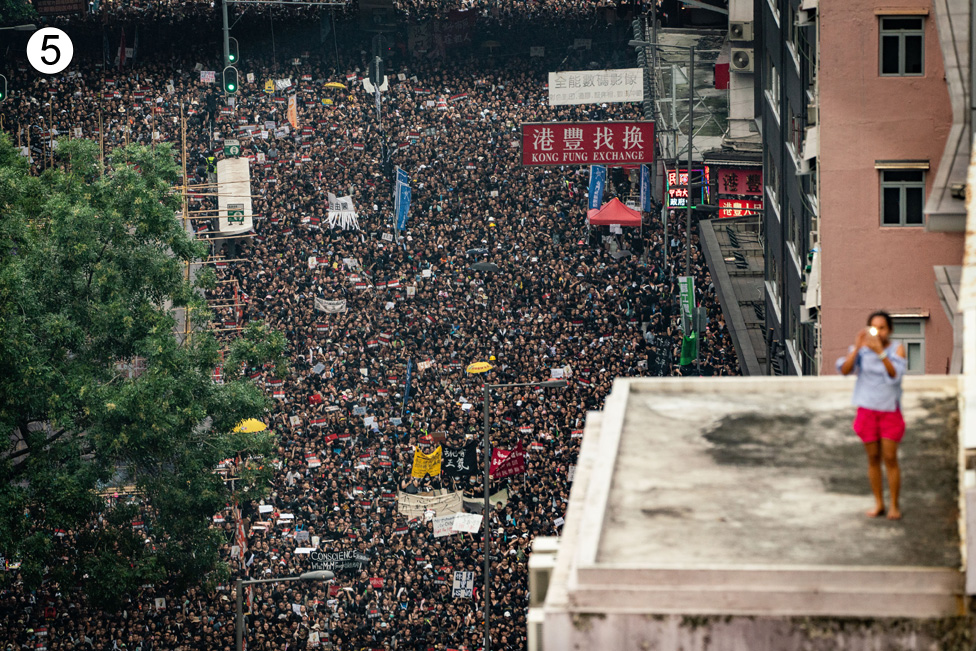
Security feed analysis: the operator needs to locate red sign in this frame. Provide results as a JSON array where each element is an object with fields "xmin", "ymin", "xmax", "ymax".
[
  {"xmin": 719, "ymin": 199, "xmax": 763, "ymax": 218},
  {"xmin": 717, "ymin": 168, "xmax": 763, "ymax": 196},
  {"xmin": 521, "ymin": 121, "xmax": 655, "ymax": 166}
]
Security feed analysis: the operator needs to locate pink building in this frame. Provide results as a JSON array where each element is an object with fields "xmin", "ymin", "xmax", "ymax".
[{"xmin": 819, "ymin": 0, "xmax": 965, "ymax": 374}]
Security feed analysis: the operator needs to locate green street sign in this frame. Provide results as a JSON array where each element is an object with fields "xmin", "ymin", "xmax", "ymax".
[
  {"xmin": 224, "ymin": 139, "xmax": 240, "ymax": 157},
  {"xmin": 227, "ymin": 203, "xmax": 245, "ymax": 225},
  {"xmin": 678, "ymin": 275, "xmax": 695, "ymax": 330}
]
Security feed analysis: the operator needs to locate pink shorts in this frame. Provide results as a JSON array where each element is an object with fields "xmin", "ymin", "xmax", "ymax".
[{"xmin": 853, "ymin": 407, "xmax": 905, "ymax": 444}]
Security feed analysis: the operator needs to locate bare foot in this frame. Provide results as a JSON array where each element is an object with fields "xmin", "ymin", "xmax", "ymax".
[
  {"xmin": 866, "ymin": 505, "xmax": 886, "ymax": 518},
  {"xmin": 887, "ymin": 508, "xmax": 902, "ymax": 521}
]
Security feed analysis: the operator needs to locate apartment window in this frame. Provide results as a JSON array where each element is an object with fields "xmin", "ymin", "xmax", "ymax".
[
  {"xmin": 787, "ymin": 100, "xmax": 803, "ymax": 159},
  {"xmin": 765, "ymin": 148, "xmax": 780, "ymax": 207},
  {"xmin": 880, "ymin": 17, "xmax": 924, "ymax": 76},
  {"xmin": 766, "ymin": 252, "xmax": 781, "ymax": 308},
  {"xmin": 765, "ymin": 55, "xmax": 781, "ymax": 118},
  {"xmin": 880, "ymin": 170, "xmax": 924, "ymax": 226},
  {"xmin": 891, "ymin": 318, "xmax": 925, "ymax": 373},
  {"xmin": 788, "ymin": 201, "xmax": 803, "ymax": 256}
]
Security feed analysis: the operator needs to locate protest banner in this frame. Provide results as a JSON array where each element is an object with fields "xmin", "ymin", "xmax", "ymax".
[
  {"xmin": 489, "ymin": 441, "xmax": 526, "ymax": 479},
  {"xmin": 396, "ymin": 490, "xmax": 463, "ymax": 520},
  {"xmin": 442, "ymin": 443, "xmax": 477, "ymax": 478},
  {"xmin": 411, "ymin": 445, "xmax": 442, "ymax": 478},
  {"xmin": 461, "ymin": 488, "xmax": 508, "ymax": 513},
  {"xmin": 315, "ymin": 298, "xmax": 347, "ymax": 313},
  {"xmin": 309, "ymin": 550, "xmax": 370, "ymax": 572}
]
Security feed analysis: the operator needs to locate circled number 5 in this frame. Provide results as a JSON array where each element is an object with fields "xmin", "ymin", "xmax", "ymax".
[{"xmin": 40, "ymin": 34, "xmax": 61, "ymax": 66}]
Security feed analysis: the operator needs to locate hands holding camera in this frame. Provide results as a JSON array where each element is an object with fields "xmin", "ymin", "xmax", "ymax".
[{"xmin": 855, "ymin": 326, "xmax": 884, "ymax": 355}]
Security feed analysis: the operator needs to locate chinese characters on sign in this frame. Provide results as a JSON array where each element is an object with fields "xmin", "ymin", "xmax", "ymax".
[
  {"xmin": 666, "ymin": 168, "xmax": 709, "ymax": 209},
  {"xmin": 715, "ymin": 167, "xmax": 763, "ymax": 218},
  {"xmin": 548, "ymin": 69, "xmax": 644, "ymax": 106},
  {"xmin": 718, "ymin": 168, "xmax": 763, "ymax": 196},
  {"xmin": 718, "ymin": 199, "xmax": 764, "ymax": 218},
  {"xmin": 521, "ymin": 121, "xmax": 655, "ymax": 166}
]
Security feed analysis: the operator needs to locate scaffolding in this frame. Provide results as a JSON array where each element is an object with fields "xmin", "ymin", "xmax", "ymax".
[{"xmin": 645, "ymin": 26, "xmax": 728, "ymax": 164}]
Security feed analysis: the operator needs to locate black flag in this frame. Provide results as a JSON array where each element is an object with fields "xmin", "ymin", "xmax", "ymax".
[{"xmin": 442, "ymin": 443, "xmax": 478, "ymax": 478}]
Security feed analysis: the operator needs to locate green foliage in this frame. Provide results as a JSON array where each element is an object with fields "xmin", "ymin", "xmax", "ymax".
[
  {"xmin": 0, "ymin": 135, "xmax": 283, "ymax": 609},
  {"xmin": 0, "ymin": 0, "xmax": 36, "ymax": 23}
]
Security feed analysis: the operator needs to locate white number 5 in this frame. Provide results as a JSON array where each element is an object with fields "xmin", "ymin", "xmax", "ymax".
[{"xmin": 28, "ymin": 28, "xmax": 73, "ymax": 75}]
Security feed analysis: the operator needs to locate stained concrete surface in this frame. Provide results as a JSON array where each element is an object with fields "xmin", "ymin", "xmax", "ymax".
[{"xmin": 598, "ymin": 384, "xmax": 960, "ymax": 568}]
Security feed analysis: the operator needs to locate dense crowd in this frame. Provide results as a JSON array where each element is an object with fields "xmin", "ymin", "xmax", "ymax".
[{"xmin": 0, "ymin": 5, "xmax": 737, "ymax": 651}]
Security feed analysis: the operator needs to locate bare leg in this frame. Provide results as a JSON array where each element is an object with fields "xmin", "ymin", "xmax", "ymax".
[
  {"xmin": 882, "ymin": 438, "xmax": 901, "ymax": 520},
  {"xmin": 864, "ymin": 441, "xmax": 885, "ymax": 517}
]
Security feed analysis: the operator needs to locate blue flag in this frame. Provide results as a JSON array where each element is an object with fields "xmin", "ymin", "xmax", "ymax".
[
  {"xmin": 396, "ymin": 182, "xmax": 411, "ymax": 231},
  {"xmin": 588, "ymin": 165, "xmax": 607, "ymax": 211},
  {"xmin": 640, "ymin": 165, "xmax": 652, "ymax": 212},
  {"xmin": 394, "ymin": 167, "xmax": 411, "ymax": 231}
]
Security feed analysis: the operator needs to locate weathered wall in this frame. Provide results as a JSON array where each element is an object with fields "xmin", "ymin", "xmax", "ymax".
[{"xmin": 544, "ymin": 612, "xmax": 975, "ymax": 650}]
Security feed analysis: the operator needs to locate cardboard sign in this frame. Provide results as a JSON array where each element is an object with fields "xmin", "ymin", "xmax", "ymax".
[
  {"xmin": 452, "ymin": 571, "xmax": 475, "ymax": 598},
  {"xmin": 433, "ymin": 514, "xmax": 456, "ymax": 538}
]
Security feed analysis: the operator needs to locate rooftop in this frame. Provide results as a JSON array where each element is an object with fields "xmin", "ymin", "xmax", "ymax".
[
  {"xmin": 598, "ymin": 378, "xmax": 959, "ymax": 568},
  {"xmin": 550, "ymin": 376, "xmax": 963, "ymax": 621}
]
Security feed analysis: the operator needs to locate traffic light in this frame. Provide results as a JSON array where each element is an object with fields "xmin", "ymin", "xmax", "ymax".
[
  {"xmin": 227, "ymin": 37, "xmax": 239, "ymax": 65},
  {"xmin": 223, "ymin": 66, "xmax": 239, "ymax": 94},
  {"xmin": 0, "ymin": 75, "xmax": 6, "ymax": 103}
]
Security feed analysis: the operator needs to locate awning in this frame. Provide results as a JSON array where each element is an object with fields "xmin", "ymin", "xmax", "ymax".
[{"xmin": 587, "ymin": 198, "xmax": 643, "ymax": 227}]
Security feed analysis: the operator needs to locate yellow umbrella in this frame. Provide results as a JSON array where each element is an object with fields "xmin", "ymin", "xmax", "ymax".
[
  {"xmin": 234, "ymin": 418, "xmax": 267, "ymax": 433},
  {"xmin": 466, "ymin": 362, "xmax": 493, "ymax": 374},
  {"xmin": 325, "ymin": 82, "xmax": 348, "ymax": 89}
]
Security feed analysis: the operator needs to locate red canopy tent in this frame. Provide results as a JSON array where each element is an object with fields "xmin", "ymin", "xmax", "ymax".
[{"xmin": 586, "ymin": 198, "xmax": 643, "ymax": 227}]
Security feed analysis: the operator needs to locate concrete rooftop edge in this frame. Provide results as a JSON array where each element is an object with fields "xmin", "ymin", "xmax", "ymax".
[{"xmin": 544, "ymin": 375, "xmax": 966, "ymax": 619}]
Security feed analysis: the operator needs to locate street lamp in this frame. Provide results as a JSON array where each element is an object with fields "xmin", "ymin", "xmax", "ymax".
[
  {"xmin": 480, "ymin": 377, "xmax": 567, "ymax": 651},
  {"xmin": 0, "ymin": 24, "xmax": 37, "ymax": 32},
  {"xmin": 235, "ymin": 570, "xmax": 334, "ymax": 651},
  {"xmin": 629, "ymin": 39, "xmax": 696, "ymax": 277}
]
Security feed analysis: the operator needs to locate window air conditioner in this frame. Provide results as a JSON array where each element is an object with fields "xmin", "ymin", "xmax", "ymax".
[
  {"xmin": 729, "ymin": 21, "xmax": 754, "ymax": 42},
  {"xmin": 730, "ymin": 48, "xmax": 755, "ymax": 73}
]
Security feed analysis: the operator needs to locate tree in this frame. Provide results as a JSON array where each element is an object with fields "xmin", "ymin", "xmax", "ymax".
[
  {"xmin": 0, "ymin": 135, "xmax": 285, "ymax": 609},
  {"xmin": 0, "ymin": 0, "xmax": 36, "ymax": 23}
]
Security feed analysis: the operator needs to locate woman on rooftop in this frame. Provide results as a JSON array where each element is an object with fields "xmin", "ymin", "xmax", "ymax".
[{"xmin": 838, "ymin": 311, "xmax": 907, "ymax": 520}]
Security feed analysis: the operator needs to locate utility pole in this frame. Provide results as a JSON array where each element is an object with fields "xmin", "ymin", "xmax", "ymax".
[
  {"xmin": 685, "ymin": 46, "xmax": 695, "ymax": 277},
  {"xmin": 222, "ymin": 0, "xmax": 230, "ymax": 65}
]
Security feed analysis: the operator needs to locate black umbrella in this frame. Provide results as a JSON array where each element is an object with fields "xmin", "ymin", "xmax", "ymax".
[
  {"xmin": 470, "ymin": 262, "xmax": 501, "ymax": 272},
  {"xmin": 465, "ymin": 247, "xmax": 489, "ymax": 256}
]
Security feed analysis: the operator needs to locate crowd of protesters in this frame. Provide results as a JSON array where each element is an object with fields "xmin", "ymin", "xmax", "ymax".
[{"xmin": 0, "ymin": 4, "xmax": 737, "ymax": 650}]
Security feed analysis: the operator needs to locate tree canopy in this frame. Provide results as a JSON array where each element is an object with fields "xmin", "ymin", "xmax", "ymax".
[
  {"xmin": 0, "ymin": 135, "xmax": 285, "ymax": 609},
  {"xmin": 0, "ymin": 0, "xmax": 35, "ymax": 23}
]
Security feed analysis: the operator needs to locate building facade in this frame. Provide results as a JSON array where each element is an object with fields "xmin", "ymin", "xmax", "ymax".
[
  {"xmin": 755, "ymin": 0, "xmax": 819, "ymax": 374},
  {"xmin": 756, "ymin": 0, "xmax": 966, "ymax": 375}
]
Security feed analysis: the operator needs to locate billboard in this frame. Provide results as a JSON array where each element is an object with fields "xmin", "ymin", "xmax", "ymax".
[
  {"xmin": 719, "ymin": 199, "xmax": 763, "ymax": 218},
  {"xmin": 665, "ymin": 167, "xmax": 709, "ymax": 209},
  {"xmin": 548, "ymin": 69, "xmax": 643, "ymax": 106},
  {"xmin": 521, "ymin": 121, "xmax": 654, "ymax": 167},
  {"xmin": 716, "ymin": 168, "xmax": 763, "ymax": 196},
  {"xmin": 216, "ymin": 158, "xmax": 254, "ymax": 235},
  {"xmin": 35, "ymin": 0, "xmax": 86, "ymax": 15}
]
